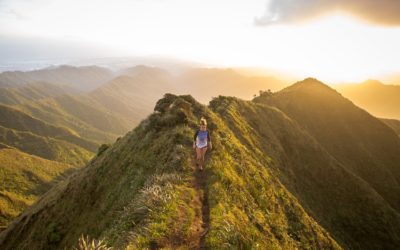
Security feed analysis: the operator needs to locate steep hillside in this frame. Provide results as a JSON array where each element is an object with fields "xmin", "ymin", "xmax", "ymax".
[
  {"xmin": 254, "ymin": 78, "xmax": 400, "ymax": 213},
  {"xmin": 1, "ymin": 90, "xmax": 399, "ymax": 249},
  {"xmin": 218, "ymin": 94, "xmax": 400, "ymax": 249},
  {"xmin": 0, "ymin": 65, "xmax": 114, "ymax": 91},
  {"xmin": 0, "ymin": 125, "xmax": 92, "ymax": 165},
  {"xmin": 337, "ymin": 80, "xmax": 400, "ymax": 119},
  {"xmin": 0, "ymin": 104, "xmax": 97, "ymax": 152},
  {"xmin": 0, "ymin": 82, "xmax": 77, "ymax": 105},
  {"xmin": 0, "ymin": 91, "xmax": 99, "ymax": 229},
  {"xmin": 0, "ymin": 145, "xmax": 77, "ymax": 230},
  {"xmin": 9, "ymin": 94, "xmax": 130, "ymax": 143},
  {"xmin": 0, "ymin": 80, "xmax": 139, "ymax": 143}
]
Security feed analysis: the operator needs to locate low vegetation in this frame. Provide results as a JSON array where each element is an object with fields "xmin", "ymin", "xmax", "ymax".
[
  {"xmin": 1, "ymin": 79, "xmax": 400, "ymax": 249},
  {"xmin": 0, "ymin": 147, "xmax": 77, "ymax": 229}
]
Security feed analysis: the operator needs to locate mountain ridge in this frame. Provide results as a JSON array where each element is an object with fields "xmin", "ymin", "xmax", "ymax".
[{"xmin": 1, "ymin": 78, "xmax": 399, "ymax": 249}]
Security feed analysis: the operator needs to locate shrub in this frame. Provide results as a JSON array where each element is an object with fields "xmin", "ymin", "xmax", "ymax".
[{"xmin": 73, "ymin": 235, "xmax": 112, "ymax": 250}]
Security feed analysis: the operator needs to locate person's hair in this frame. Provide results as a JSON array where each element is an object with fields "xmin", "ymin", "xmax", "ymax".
[{"xmin": 199, "ymin": 117, "xmax": 207, "ymax": 126}]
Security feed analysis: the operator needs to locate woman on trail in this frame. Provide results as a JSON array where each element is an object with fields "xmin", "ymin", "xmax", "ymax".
[{"xmin": 193, "ymin": 117, "xmax": 212, "ymax": 171}]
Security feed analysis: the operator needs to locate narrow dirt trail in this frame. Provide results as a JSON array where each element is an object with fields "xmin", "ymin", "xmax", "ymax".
[{"xmin": 191, "ymin": 152, "xmax": 210, "ymax": 250}]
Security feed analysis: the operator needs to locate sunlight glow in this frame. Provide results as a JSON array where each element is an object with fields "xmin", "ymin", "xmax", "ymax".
[{"xmin": 1, "ymin": 0, "xmax": 399, "ymax": 83}]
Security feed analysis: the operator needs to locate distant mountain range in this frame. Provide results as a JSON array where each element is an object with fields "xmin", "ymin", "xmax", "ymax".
[
  {"xmin": 0, "ymin": 65, "xmax": 115, "ymax": 91},
  {"xmin": 337, "ymin": 80, "xmax": 400, "ymax": 119},
  {"xmin": 1, "ymin": 78, "xmax": 399, "ymax": 249}
]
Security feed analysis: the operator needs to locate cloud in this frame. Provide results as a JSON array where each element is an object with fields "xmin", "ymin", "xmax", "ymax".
[{"xmin": 255, "ymin": 0, "xmax": 400, "ymax": 26}]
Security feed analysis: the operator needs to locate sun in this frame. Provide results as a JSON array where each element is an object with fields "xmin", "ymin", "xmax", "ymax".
[{"xmin": 233, "ymin": 13, "xmax": 400, "ymax": 83}]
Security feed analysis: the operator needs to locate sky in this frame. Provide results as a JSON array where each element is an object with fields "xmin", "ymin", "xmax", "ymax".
[{"xmin": 1, "ymin": 0, "xmax": 400, "ymax": 83}]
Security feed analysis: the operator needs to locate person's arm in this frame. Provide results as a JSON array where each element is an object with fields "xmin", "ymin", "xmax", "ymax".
[{"xmin": 193, "ymin": 130, "xmax": 198, "ymax": 149}]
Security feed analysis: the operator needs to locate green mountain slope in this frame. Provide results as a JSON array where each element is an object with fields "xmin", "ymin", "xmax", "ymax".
[
  {"xmin": 254, "ymin": 78, "xmax": 400, "ymax": 212},
  {"xmin": 0, "ymin": 104, "xmax": 97, "ymax": 152},
  {"xmin": 0, "ymin": 125, "xmax": 93, "ymax": 165},
  {"xmin": 0, "ymin": 89, "xmax": 100, "ymax": 230},
  {"xmin": 0, "ymin": 82, "xmax": 77, "ymax": 106},
  {"xmin": 1, "ymin": 87, "xmax": 399, "ymax": 249},
  {"xmin": 0, "ymin": 145, "xmax": 77, "ymax": 230},
  {"xmin": 217, "ymin": 94, "xmax": 400, "ymax": 249}
]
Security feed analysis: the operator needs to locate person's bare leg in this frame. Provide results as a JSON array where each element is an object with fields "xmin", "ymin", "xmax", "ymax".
[
  {"xmin": 196, "ymin": 147, "xmax": 202, "ymax": 168},
  {"xmin": 200, "ymin": 147, "xmax": 207, "ymax": 170}
]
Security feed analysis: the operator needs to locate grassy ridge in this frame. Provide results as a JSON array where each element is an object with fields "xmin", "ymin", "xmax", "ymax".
[
  {"xmin": 0, "ymin": 125, "xmax": 93, "ymax": 165},
  {"xmin": 0, "ymin": 80, "xmax": 399, "ymax": 249},
  {"xmin": 0, "ymin": 146, "xmax": 77, "ymax": 229},
  {"xmin": 0, "ymin": 104, "xmax": 98, "ymax": 151}
]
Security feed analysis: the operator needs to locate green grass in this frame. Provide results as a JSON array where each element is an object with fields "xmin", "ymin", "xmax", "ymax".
[
  {"xmin": 0, "ymin": 104, "xmax": 98, "ymax": 152},
  {"xmin": 0, "ymin": 94, "xmax": 341, "ymax": 249},
  {"xmin": 0, "ymin": 125, "xmax": 93, "ymax": 166},
  {"xmin": 0, "ymin": 147, "xmax": 78, "ymax": 228},
  {"xmin": 205, "ymin": 97, "xmax": 340, "ymax": 249},
  {"xmin": 1, "ymin": 87, "xmax": 400, "ymax": 250}
]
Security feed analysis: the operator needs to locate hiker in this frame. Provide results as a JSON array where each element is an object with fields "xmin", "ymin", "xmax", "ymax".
[{"xmin": 193, "ymin": 117, "xmax": 212, "ymax": 171}]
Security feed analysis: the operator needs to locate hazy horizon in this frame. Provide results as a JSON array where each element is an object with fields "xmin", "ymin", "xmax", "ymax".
[{"xmin": 1, "ymin": 0, "xmax": 400, "ymax": 83}]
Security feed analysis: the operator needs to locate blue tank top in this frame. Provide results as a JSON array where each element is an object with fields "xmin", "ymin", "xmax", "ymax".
[{"xmin": 195, "ymin": 130, "xmax": 209, "ymax": 148}]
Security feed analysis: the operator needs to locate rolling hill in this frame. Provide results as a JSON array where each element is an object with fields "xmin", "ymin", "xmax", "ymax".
[
  {"xmin": 0, "ymin": 144, "xmax": 78, "ymax": 230},
  {"xmin": 0, "ymin": 104, "xmax": 96, "ymax": 165},
  {"xmin": 0, "ymin": 125, "xmax": 93, "ymax": 165},
  {"xmin": 0, "ymin": 104, "xmax": 97, "ymax": 152},
  {"xmin": 1, "ymin": 79, "xmax": 399, "ymax": 249},
  {"xmin": 0, "ymin": 81, "xmax": 77, "ymax": 105},
  {"xmin": 0, "ymin": 84, "xmax": 132, "ymax": 144},
  {"xmin": 0, "ymin": 113, "xmax": 92, "ymax": 229}
]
